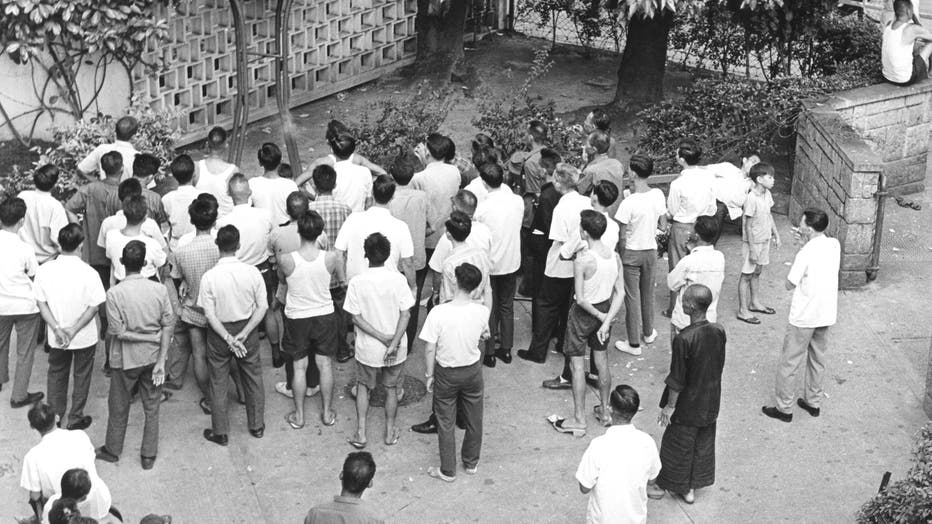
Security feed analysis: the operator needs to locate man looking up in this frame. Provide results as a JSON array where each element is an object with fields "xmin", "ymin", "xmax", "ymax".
[
  {"xmin": 195, "ymin": 126, "xmax": 238, "ymax": 218},
  {"xmin": 162, "ymin": 155, "xmax": 200, "ymax": 248},
  {"xmin": 105, "ymin": 153, "xmax": 167, "ymax": 227},
  {"xmin": 578, "ymin": 131, "xmax": 626, "ymax": 218},
  {"xmin": 882, "ymin": 0, "xmax": 932, "ymax": 86},
  {"xmin": 77, "ymin": 116, "xmax": 138, "ymax": 181},
  {"xmin": 304, "ymin": 452, "xmax": 384, "ymax": 524},
  {"xmin": 249, "ymin": 143, "xmax": 299, "ymax": 226},
  {"xmin": 18, "ymin": 164, "xmax": 68, "ymax": 264}
]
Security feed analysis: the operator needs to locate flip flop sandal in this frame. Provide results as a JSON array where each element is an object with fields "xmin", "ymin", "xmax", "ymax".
[
  {"xmin": 736, "ymin": 315, "xmax": 761, "ymax": 325},
  {"xmin": 321, "ymin": 411, "xmax": 337, "ymax": 426},
  {"xmin": 285, "ymin": 412, "xmax": 305, "ymax": 430},
  {"xmin": 593, "ymin": 405, "xmax": 613, "ymax": 427},
  {"xmin": 385, "ymin": 427, "xmax": 400, "ymax": 446},
  {"xmin": 347, "ymin": 437, "xmax": 367, "ymax": 449},
  {"xmin": 199, "ymin": 397, "xmax": 212, "ymax": 415},
  {"xmin": 547, "ymin": 414, "xmax": 586, "ymax": 437},
  {"xmin": 749, "ymin": 307, "xmax": 776, "ymax": 315}
]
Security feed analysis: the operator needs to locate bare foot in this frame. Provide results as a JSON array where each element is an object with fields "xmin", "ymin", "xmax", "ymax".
[{"xmin": 385, "ymin": 427, "xmax": 400, "ymax": 445}]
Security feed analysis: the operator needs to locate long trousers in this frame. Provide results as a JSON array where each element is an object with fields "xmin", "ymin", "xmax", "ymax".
[
  {"xmin": 206, "ymin": 320, "xmax": 265, "ymax": 435},
  {"xmin": 434, "ymin": 360, "xmax": 483, "ymax": 477},
  {"xmin": 105, "ymin": 364, "xmax": 161, "ymax": 458},
  {"xmin": 488, "ymin": 273, "xmax": 517, "ymax": 353},
  {"xmin": 47, "ymin": 344, "xmax": 96, "ymax": 426},
  {"xmin": 525, "ymin": 276, "xmax": 573, "ymax": 360},
  {"xmin": 774, "ymin": 324, "xmax": 829, "ymax": 414},
  {"xmin": 0, "ymin": 313, "xmax": 40, "ymax": 402},
  {"xmin": 622, "ymin": 248, "xmax": 657, "ymax": 344}
]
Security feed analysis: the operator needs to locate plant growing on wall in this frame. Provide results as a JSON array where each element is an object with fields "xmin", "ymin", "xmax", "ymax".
[{"xmin": 0, "ymin": 0, "xmax": 172, "ymax": 146}]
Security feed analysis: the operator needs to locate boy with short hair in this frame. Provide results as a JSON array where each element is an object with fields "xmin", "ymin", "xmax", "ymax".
[
  {"xmin": 329, "ymin": 133, "xmax": 372, "ymax": 212},
  {"xmin": 343, "ymin": 233, "xmax": 414, "ymax": 448},
  {"xmin": 667, "ymin": 216, "xmax": 724, "ymax": 337},
  {"xmin": 18, "ymin": 164, "xmax": 68, "ymax": 264},
  {"xmin": 77, "ymin": 115, "xmax": 138, "ymax": 181},
  {"xmin": 103, "ymin": 195, "xmax": 167, "ymax": 284},
  {"xmin": 97, "ymin": 178, "xmax": 165, "ymax": 252},
  {"xmin": 437, "ymin": 211, "xmax": 492, "ymax": 306},
  {"xmin": 737, "ymin": 163, "xmax": 781, "ymax": 324},
  {"xmin": 249, "ymin": 143, "xmax": 299, "ymax": 226},
  {"xmin": 162, "ymin": 155, "xmax": 200, "ymax": 248},
  {"xmin": 579, "ymin": 131, "xmax": 625, "ymax": 218},
  {"xmin": 105, "ymin": 153, "xmax": 167, "ymax": 227}
]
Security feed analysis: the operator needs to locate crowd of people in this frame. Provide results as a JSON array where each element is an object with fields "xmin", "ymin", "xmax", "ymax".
[{"xmin": 3, "ymin": 108, "xmax": 841, "ymax": 524}]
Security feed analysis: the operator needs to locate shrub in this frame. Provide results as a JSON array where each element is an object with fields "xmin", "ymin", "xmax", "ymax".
[{"xmin": 857, "ymin": 423, "xmax": 932, "ymax": 523}]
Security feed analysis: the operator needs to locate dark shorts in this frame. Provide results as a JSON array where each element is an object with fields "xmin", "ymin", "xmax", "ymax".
[
  {"xmin": 91, "ymin": 264, "xmax": 111, "ymax": 290},
  {"xmin": 256, "ymin": 259, "xmax": 278, "ymax": 307},
  {"xmin": 564, "ymin": 300, "xmax": 611, "ymax": 357},
  {"xmin": 888, "ymin": 54, "xmax": 929, "ymax": 86},
  {"xmin": 282, "ymin": 312, "xmax": 339, "ymax": 360},
  {"xmin": 356, "ymin": 361, "xmax": 404, "ymax": 390}
]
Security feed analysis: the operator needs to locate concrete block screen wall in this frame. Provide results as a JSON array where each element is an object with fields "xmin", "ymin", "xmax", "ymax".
[{"xmin": 134, "ymin": 0, "xmax": 418, "ymax": 145}]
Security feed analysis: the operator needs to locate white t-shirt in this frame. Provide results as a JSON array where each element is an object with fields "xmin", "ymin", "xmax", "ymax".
[
  {"xmin": 428, "ymin": 220, "xmax": 493, "ymax": 273},
  {"xmin": 343, "ymin": 267, "xmax": 415, "ymax": 367},
  {"xmin": 473, "ymin": 185, "xmax": 524, "ymax": 275},
  {"xmin": 162, "ymin": 185, "xmax": 200, "ymax": 243},
  {"xmin": 18, "ymin": 189, "xmax": 68, "ymax": 263},
  {"xmin": 0, "ymin": 230, "xmax": 39, "ymax": 314},
  {"xmin": 104, "ymin": 229, "xmax": 167, "ymax": 283},
  {"xmin": 198, "ymin": 257, "xmax": 267, "ymax": 323},
  {"xmin": 615, "ymin": 189, "xmax": 667, "ymax": 251},
  {"xmin": 194, "ymin": 159, "xmax": 237, "ymax": 217},
  {"xmin": 77, "ymin": 140, "xmax": 137, "ymax": 180},
  {"xmin": 216, "ymin": 204, "xmax": 273, "ymax": 266},
  {"xmin": 788, "ymin": 235, "xmax": 840, "ymax": 328},
  {"xmin": 20, "ymin": 429, "xmax": 112, "ymax": 520},
  {"xmin": 333, "ymin": 160, "xmax": 372, "ymax": 212},
  {"xmin": 334, "ymin": 207, "xmax": 414, "ymax": 280},
  {"xmin": 545, "ymin": 191, "xmax": 592, "ymax": 278},
  {"xmin": 97, "ymin": 211, "xmax": 165, "ymax": 251},
  {"xmin": 463, "ymin": 177, "xmax": 489, "ymax": 204},
  {"xmin": 559, "ymin": 211, "xmax": 619, "ymax": 259},
  {"xmin": 667, "ymin": 167, "xmax": 717, "ymax": 223},
  {"xmin": 707, "ymin": 162, "xmax": 752, "ymax": 220},
  {"xmin": 575, "ymin": 424, "xmax": 661, "ymax": 524},
  {"xmin": 419, "ymin": 301, "xmax": 490, "ymax": 368},
  {"xmin": 667, "ymin": 245, "xmax": 725, "ymax": 330},
  {"xmin": 248, "ymin": 176, "xmax": 299, "ymax": 226},
  {"xmin": 34, "ymin": 255, "xmax": 106, "ymax": 349}
]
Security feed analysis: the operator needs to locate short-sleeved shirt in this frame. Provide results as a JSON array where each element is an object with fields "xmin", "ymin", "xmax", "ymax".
[
  {"xmin": 616, "ymin": 189, "xmax": 667, "ymax": 251},
  {"xmin": 412, "ymin": 162, "xmax": 462, "ymax": 248},
  {"xmin": 77, "ymin": 140, "xmax": 137, "ymax": 180},
  {"xmin": 474, "ymin": 185, "xmax": 524, "ymax": 275},
  {"xmin": 333, "ymin": 160, "xmax": 373, "ymax": 212},
  {"xmin": 428, "ymin": 220, "xmax": 492, "ymax": 273},
  {"xmin": 743, "ymin": 189, "xmax": 774, "ymax": 244},
  {"xmin": 104, "ymin": 229, "xmax": 167, "ymax": 283},
  {"xmin": 559, "ymin": 211, "xmax": 619, "ymax": 258},
  {"xmin": 162, "ymin": 185, "xmax": 201, "ymax": 244},
  {"xmin": 464, "ymin": 177, "xmax": 488, "ymax": 204},
  {"xmin": 65, "ymin": 178, "xmax": 121, "ymax": 265},
  {"xmin": 217, "ymin": 204, "xmax": 273, "ymax": 266},
  {"xmin": 788, "ymin": 235, "xmax": 840, "ymax": 328},
  {"xmin": 521, "ymin": 145, "xmax": 546, "ymax": 196},
  {"xmin": 660, "ymin": 320, "xmax": 726, "ymax": 427},
  {"xmin": 309, "ymin": 195, "xmax": 351, "ymax": 250},
  {"xmin": 419, "ymin": 301, "xmax": 490, "ymax": 368},
  {"xmin": 18, "ymin": 190, "xmax": 68, "ymax": 263},
  {"xmin": 198, "ymin": 257, "xmax": 267, "ymax": 323},
  {"xmin": 667, "ymin": 167, "xmax": 717, "ymax": 224},
  {"xmin": 34, "ymin": 255, "xmax": 106, "ymax": 349},
  {"xmin": 105, "ymin": 187, "xmax": 167, "ymax": 225},
  {"xmin": 344, "ymin": 267, "xmax": 415, "ymax": 367},
  {"xmin": 106, "ymin": 274, "xmax": 175, "ymax": 370},
  {"xmin": 579, "ymin": 155, "xmax": 626, "ymax": 218},
  {"xmin": 169, "ymin": 234, "xmax": 220, "ymax": 327},
  {"xmin": 575, "ymin": 424, "xmax": 661, "ymax": 524},
  {"xmin": 97, "ymin": 212, "xmax": 165, "ymax": 252},
  {"xmin": 249, "ymin": 176, "xmax": 299, "ymax": 226},
  {"xmin": 388, "ymin": 186, "xmax": 429, "ymax": 270},
  {"xmin": 667, "ymin": 245, "xmax": 725, "ymax": 330},
  {"xmin": 0, "ymin": 230, "xmax": 40, "ymax": 315},
  {"xmin": 439, "ymin": 245, "xmax": 492, "ymax": 304},
  {"xmin": 334, "ymin": 207, "xmax": 414, "ymax": 281},
  {"xmin": 304, "ymin": 496, "xmax": 384, "ymax": 524},
  {"xmin": 544, "ymin": 191, "xmax": 592, "ymax": 278},
  {"xmin": 707, "ymin": 162, "xmax": 752, "ymax": 220}
]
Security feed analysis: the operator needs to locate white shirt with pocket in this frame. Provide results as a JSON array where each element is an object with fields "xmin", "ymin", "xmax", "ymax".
[
  {"xmin": 344, "ymin": 267, "xmax": 415, "ymax": 367},
  {"xmin": 788, "ymin": 235, "xmax": 840, "ymax": 328},
  {"xmin": 34, "ymin": 255, "xmax": 106, "ymax": 349},
  {"xmin": 419, "ymin": 301, "xmax": 490, "ymax": 368},
  {"xmin": 616, "ymin": 189, "xmax": 667, "ymax": 251}
]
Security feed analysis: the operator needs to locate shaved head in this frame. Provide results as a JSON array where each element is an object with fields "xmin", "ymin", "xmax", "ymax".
[
  {"xmin": 227, "ymin": 173, "xmax": 251, "ymax": 203},
  {"xmin": 683, "ymin": 284, "xmax": 713, "ymax": 314}
]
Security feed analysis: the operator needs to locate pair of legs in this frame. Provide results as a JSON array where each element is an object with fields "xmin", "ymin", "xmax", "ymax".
[
  {"xmin": 282, "ymin": 312, "xmax": 339, "ymax": 427},
  {"xmin": 666, "ymin": 221, "xmax": 693, "ymax": 314},
  {"xmin": 104, "ymin": 364, "xmax": 161, "ymax": 461},
  {"xmin": 406, "ymin": 249, "xmax": 433, "ymax": 352},
  {"xmin": 291, "ymin": 354, "xmax": 334, "ymax": 426},
  {"xmin": 563, "ymin": 302, "xmax": 612, "ymax": 429},
  {"xmin": 331, "ymin": 285, "xmax": 351, "ymax": 361},
  {"xmin": 351, "ymin": 362, "xmax": 404, "ymax": 446},
  {"xmin": 433, "ymin": 361, "xmax": 484, "ymax": 478},
  {"xmin": 655, "ymin": 421, "xmax": 717, "ymax": 500},
  {"xmin": 47, "ymin": 344, "xmax": 95, "ymax": 427},
  {"xmin": 168, "ymin": 322, "xmax": 244, "ymax": 405},
  {"xmin": 773, "ymin": 325, "xmax": 829, "ymax": 414},
  {"xmin": 0, "ymin": 313, "xmax": 40, "ymax": 403},
  {"xmin": 737, "ymin": 266, "xmax": 768, "ymax": 320},
  {"xmin": 206, "ymin": 321, "xmax": 265, "ymax": 437},
  {"xmin": 259, "ymin": 264, "xmax": 282, "ymax": 365},
  {"xmin": 622, "ymin": 249, "xmax": 657, "ymax": 347},
  {"xmin": 488, "ymin": 273, "xmax": 517, "ymax": 356},
  {"xmin": 524, "ymin": 275, "xmax": 573, "ymax": 361}
]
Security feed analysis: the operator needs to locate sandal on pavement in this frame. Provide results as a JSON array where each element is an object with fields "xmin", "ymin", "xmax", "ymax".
[
  {"xmin": 593, "ymin": 405, "xmax": 613, "ymax": 427},
  {"xmin": 321, "ymin": 411, "xmax": 337, "ymax": 426},
  {"xmin": 385, "ymin": 427, "xmax": 400, "ymax": 446},
  {"xmin": 285, "ymin": 412, "xmax": 305, "ymax": 430},
  {"xmin": 347, "ymin": 437, "xmax": 367, "ymax": 449},
  {"xmin": 736, "ymin": 315, "xmax": 761, "ymax": 325},
  {"xmin": 749, "ymin": 306, "xmax": 776, "ymax": 315},
  {"xmin": 159, "ymin": 391, "xmax": 172, "ymax": 403},
  {"xmin": 428, "ymin": 466, "xmax": 456, "ymax": 483},
  {"xmin": 547, "ymin": 414, "xmax": 586, "ymax": 437},
  {"xmin": 198, "ymin": 397, "xmax": 211, "ymax": 415}
]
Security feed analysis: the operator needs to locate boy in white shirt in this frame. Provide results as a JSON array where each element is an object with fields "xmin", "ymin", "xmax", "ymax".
[
  {"xmin": 737, "ymin": 163, "xmax": 781, "ymax": 324},
  {"xmin": 666, "ymin": 216, "xmax": 724, "ymax": 338},
  {"xmin": 104, "ymin": 195, "xmax": 167, "ymax": 284},
  {"xmin": 344, "ymin": 233, "xmax": 415, "ymax": 448},
  {"xmin": 97, "ymin": 178, "xmax": 165, "ymax": 252},
  {"xmin": 249, "ymin": 143, "xmax": 299, "ymax": 226},
  {"xmin": 18, "ymin": 164, "xmax": 68, "ymax": 264},
  {"xmin": 161, "ymin": 155, "xmax": 200, "ymax": 248},
  {"xmin": 329, "ymin": 133, "xmax": 372, "ymax": 212}
]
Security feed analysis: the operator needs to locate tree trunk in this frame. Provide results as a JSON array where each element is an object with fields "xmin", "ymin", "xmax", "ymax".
[
  {"xmin": 415, "ymin": 0, "xmax": 469, "ymax": 81},
  {"xmin": 612, "ymin": 9, "xmax": 674, "ymax": 109}
]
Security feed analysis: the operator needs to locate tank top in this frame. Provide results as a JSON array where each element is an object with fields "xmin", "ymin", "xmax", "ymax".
[
  {"xmin": 882, "ymin": 22, "xmax": 914, "ymax": 83},
  {"xmin": 195, "ymin": 160, "xmax": 237, "ymax": 217},
  {"xmin": 284, "ymin": 251, "xmax": 334, "ymax": 318},
  {"xmin": 582, "ymin": 249, "xmax": 618, "ymax": 305}
]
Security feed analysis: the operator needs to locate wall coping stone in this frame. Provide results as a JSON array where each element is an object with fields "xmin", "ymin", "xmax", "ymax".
[{"xmin": 817, "ymin": 78, "xmax": 932, "ymax": 111}]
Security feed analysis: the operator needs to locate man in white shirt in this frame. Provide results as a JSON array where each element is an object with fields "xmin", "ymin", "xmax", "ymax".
[
  {"xmin": 249, "ymin": 143, "xmax": 299, "ymax": 226},
  {"xmin": 162, "ymin": 155, "xmax": 201, "ymax": 248},
  {"xmin": 77, "ymin": 116, "xmax": 138, "ymax": 181},
  {"xmin": 763, "ymin": 208, "xmax": 840, "ymax": 423},
  {"xmin": 330, "ymin": 133, "xmax": 373, "ymax": 212},
  {"xmin": 576, "ymin": 385, "xmax": 660, "ymax": 524},
  {"xmin": 706, "ymin": 155, "xmax": 759, "ymax": 245},
  {"xmin": 0, "ymin": 196, "xmax": 43, "ymax": 408},
  {"xmin": 35, "ymin": 224, "xmax": 106, "ymax": 430},
  {"xmin": 18, "ymin": 164, "xmax": 68, "ymax": 264},
  {"xmin": 103, "ymin": 195, "xmax": 167, "ymax": 284},
  {"xmin": 195, "ymin": 127, "xmax": 239, "ymax": 218},
  {"xmin": 518, "ymin": 164, "xmax": 591, "ymax": 373},
  {"xmin": 473, "ymin": 163, "xmax": 524, "ymax": 367},
  {"xmin": 97, "ymin": 178, "xmax": 165, "ymax": 253},
  {"xmin": 412, "ymin": 133, "xmax": 462, "ymax": 254},
  {"xmin": 667, "ymin": 217, "xmax": 725, "ymax": 336}
]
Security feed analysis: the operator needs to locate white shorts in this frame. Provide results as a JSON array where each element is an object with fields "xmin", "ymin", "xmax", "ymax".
[{"xmin": 741, "ymin": 241, "xmax": 770, "ymax": 274}]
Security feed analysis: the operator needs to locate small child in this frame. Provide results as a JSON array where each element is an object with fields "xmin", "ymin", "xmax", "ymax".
[
  {"xmin": 737, "ymin": 163, "xmax": 781, "ymax": 324},
  {"xmin": 343, "ymin": 233, "xmax": 414, "ymax": 448}
]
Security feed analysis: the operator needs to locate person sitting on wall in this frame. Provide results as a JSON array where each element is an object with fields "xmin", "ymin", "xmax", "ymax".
[{"xmin": 882, "ymin": 0, "xmax": 932, "ymax": 86}]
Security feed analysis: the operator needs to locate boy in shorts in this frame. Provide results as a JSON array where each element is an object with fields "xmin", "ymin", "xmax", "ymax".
[
  {"xmin": 343, "ymin": 233, "xmax": 415, "ymax": 448},
  {"xmin": 737, "ymin": 163, "xmax": 781, "ymax": 325}
]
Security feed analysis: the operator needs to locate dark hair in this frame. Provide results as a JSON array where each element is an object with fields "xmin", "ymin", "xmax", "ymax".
[
  {"xmin": 425, "ymin": 133, "xmax": 450, "ymax": 161},
  {"xmin": 471, "ymin": 133, "xmax": 495, "ymax": 152},
  {"xmin": 34, "ymin": 164, "xmax": 60, "ymax": 191},
  {"xmin": 60, "ymin": 468, "xmax": 92, "ymax": 500},
  {"xmin": 115, "ymin": 116, "xmax": 139, "ymax": 141},
  {"xmin": 188, "ymin": 198, "xmax": 218, "ymax": 231},
  {"xmin": 363, "ymin": 232, "xmax": 391, "ymax": 266},
  {"xmin": 389, "ymin": 150, "xmax": 420, "ymax": 186},
  {"xmin": 539, "ymin": 148, "xmax": 561, "ymax": 171},
  {"xmin": 803, "ymin": 207, "xmax": 829, "ymax": 232},
  {"xmin": 588, "ymin": 130, "xmax": 611, "ymax": 155},
  {"xmin": 452, "ymin": 189, "xmax": 478, "ymax": 216},
  {"xmin": 312, "ymin": 164, "xmax": 337, "ymax": 193},
  {"xmin": 478, "ymin": 163, "xmax": 504, "ymax": 189},
  {"xmin": 694, "ymin": 215, "xmax": 719, "ymax": 243},
  {"xmin": 48, "ymin": 497, "xmax": 81, "ymax": 524},
  {"xmin": 528, "ymin": 120, "xmax": 549, "ymax": 143},
  {"xmin": 171, "ymin": 155, "xmax": 196, "ymax": 185},
  {"xmin": 278, "ymin": 163, "xmax": 293, "ymax": 179},
  {"xmin": 445, "ymin": 210, "xmax": 472, "ymax": 242},
  {"xmin": 749, "ymin": 162, "xmax": 775, "ymax": 183},
  {"xmin": 629, "ymin": 154, "xmax": 653, "ymax": 178},
  {"xmin": 454, "ymin": 262, "xmax": 482, "ymax": 292},
  {"xmin": 28, "ymin": 402, "xmax": 56, "ymax": 432},
  {"xmin": 286, "ymin": 191, "xmax": 309, "ymax": 221},
  {"xmin": 101, "ymin": 151, "xmax": 124, "ymax": 177},
  {"xmin": 592, "ymin": 180, "xmax": 619, "ymax": 208},
  {"xmin": 440, "ymin": 135, "xmax": 456, "ymax": 162},
  {"xmin": 197, "ymin": 192, "xmax": 218, "ymax": 206},
  {"xmin": 120, "ymin": 240, "xmax": 147, "ymax": 273},
  {"xmin": 588, "ymin": 109, "xmax": 611, "ymax": 132},
  {"xmin": 118, "ymin": 178, "xmax": 143, "ymax": 203},
  {"xmin": 0, "ymin": 197, "xmax": 27, "ymax": 226},
  {"xmin": 580, "ymin": 209, "xmax": 607, "ymax": 239},
  {"xmin": 372, "ymin": 174, "xmax": 396, "ymax": 204},
  {"xmin": 207, "ymin": 126, "xmax": 228, "ymax": 151},
  {"xmin": 677, "ymin": 140, "xmax": 702, "ymax": 166},
  {"xmin": 122, "ymin": 195, "xmax": 148, "ymax": 225},
  {"xmin": 894, "ymin": 0, "xmax": 913, "ymax": 16},
  {"xmin": 471, "ymin": 146, "xmax": 500, "ymax": 171},
  {"xmin": 215, "ymin": 225, "xmax": 240, "ymax": 253},
  {"xmin": 133, "ymin": 153, "xmax": 161, "ymax": 179},
  {"xmin": 609, "ymin": 385, "xmax": 639, "ymax": 422},
  {"xmin": 329, "ymin": 132, "xmax": 356, "ymax": 159},
  {"xmin": 258, "ymin": 143, "xmax": 282, "ymax": 171},
  {"xmin": 58, "ymin": 224, "xmax": 85, "ymax": 252},
  {"xmin": 297, "ymin": 211, "xmax": 325, "ymax": 242},
  {"xmin": 341, "ymin": 451, "xmax": 376, "ymax": 494},
  {"xmin": 325, "ymin": 119, "xmax": 351, "ymax": 142}
]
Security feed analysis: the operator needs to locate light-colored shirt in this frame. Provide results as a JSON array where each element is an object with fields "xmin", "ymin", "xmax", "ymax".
[
  {"xmin": 198, "ymin": 257, "xmax": 267, "ymax": 323},
  {"xmin": 104, "ymin": 229, "xmax": 167, "ymax": 283},
  {"xmin": 579, "ymin": 155, "xmax": 626, "ymax": 218},
  {"xmin": 667, "ymin": 166, "xmax": 717, "ymax": 224},
  {"xmin": 195, "ymin": 159, "xmax": 237, "ymax": 217},
  {"xmin": 575, "ymin": 424, "xmax": 661, "ymax": 524},
  {"xmin": 20, "ymin": 429, "xmax": 112, "ymax": 521},
  {"xmin": 788, "ymin": 235, "xmax": 840, "ymax": 328},
  {"xmin": 304, "ymin": 495, "xmax": 385, "ymax": 524},
  {"xmin": 419, "ymin": 301, "xmax": 490, "ymax": 368},
  {"xmin": 34, "ymin": 255, "xmax": 106, "ymax": 350},
  {"xmin": 334, "ymin": 207, "xmax": 414, "ymax": 281},
  {"xmin": 559, "ymin": 211, "xmax": 619, "ymax": 259},
  {"xmin": 77, "ymin": 140, "xmax": 137, "ymax": 180},
  {"xmin": 474, "ymin": 185, "xmax": 524, "ymax": 275},
  {"xmin": 162, "ymin": 184, "xmax": 201, "ymax": 244},
  {"xmin": 0, "ymin": 230, "xmax": 39, "ymax": 314},
  {"xmin": 106, "ymin": 274, "xmax": 174, "ymax": 370},
  {"xmin": 169, "ymin": 234, "xmax": 219, "ymax": 327},
  {"xmin": 388, "ymin": 186, "xmax": 430, "ymax": 270},
  {"xmin": 616, "ymin": 189, "xmax": 667, "ymax": 251},
  {"xmin": 344, "ymin": 267, "xmax": 415, "ymax": 367},
  {"xmin": 439, "ymin": 245, "xmax": 492, "ymax": 304},
  {"xmin": 249, "ymin": 176, "xmax": 299, "ymax": 226},
  {"xmin": 217, "ymin": 204, "xmax": 273, "ymax": 266},
  {"xmin": 428, "ymin": 220, "xmax": 492, "ymax": 273},
  {"xmin": 464, "ymin": 177, "xmax": 489, "ymax": 204},
  {"xmin": 707, "ymin": 162, "xmax": 753, "ymax": 220},
  {"xmin": 743, "ymin": 188, "xmax": 774, "ymax": 244},
  {"xmin": 333, "ymin": 159, "xmax": 372, "ymax": 212},
  {"xmin": 97, "ymin": 211, "xmax": 165, "ymax": 251},
  {"xmin": 667, "ymin": 245, "xmax": 725, "ymax": 330},
  {"xmin": 412, "ymin": 162, "xmax": 462, "ymax": 248},
  {"xmin": 544, "ymin": 191, "xmax": 591, "ymax": 279},
  {"xmin": 18, "ymin": 189, "xmax": 68, "ymax": 263}
]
